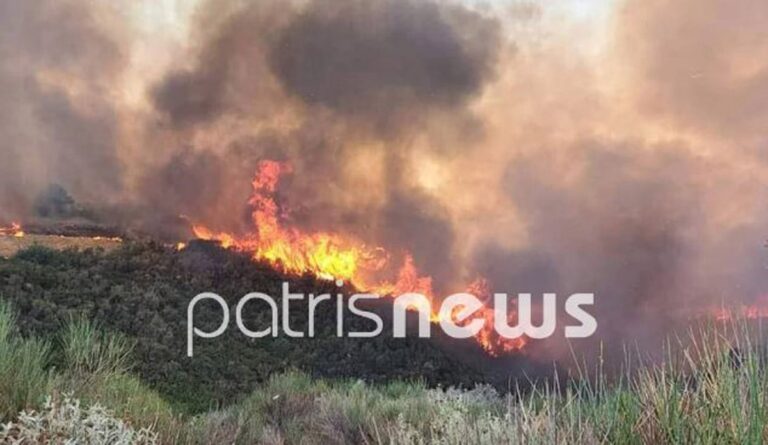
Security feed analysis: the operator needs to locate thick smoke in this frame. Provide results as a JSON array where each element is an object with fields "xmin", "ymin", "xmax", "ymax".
[
  {"xmin": 617, "ymin": 0, "xmax": 768, "ymax": 139},
  {"xmin": 459, "ymin": 0, "xmax": 768, "ymax": 359},
  {"xmin": 142, "ymin": 0, "xmax": 502, "ymax": 286},
  {"xmin": 0, "ymin": 0, "xmax": 127, "ymax": 220},
  {"xmin": 268, "ymin": 0, "xmax": 498, "ymax": 126},
  {"xmin": 472, "ymin": 142, "xmax": 704, "ymax": 358},
  {"xmin": 152, "ymin": 0, "xmax": 499, "ymax": 129},
  {"xmin": 2, "ymin": 0, "xmax": 768, "ymax": 362}
]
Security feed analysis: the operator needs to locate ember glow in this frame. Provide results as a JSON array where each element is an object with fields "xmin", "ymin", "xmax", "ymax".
[
  {"xmin": 0, "ymin": 223, "xmax": 24, "ymax": 238},
  {"xmin": 711, "ymin": 295, "xmax": 768, "ymax": 321},
  {"xmin": 192, "ymin": 160, "xmax": 528, "ymax": 355},
  {"xmin": 91, "ymin": 236, "xmax": 123, "ymax": 242}
]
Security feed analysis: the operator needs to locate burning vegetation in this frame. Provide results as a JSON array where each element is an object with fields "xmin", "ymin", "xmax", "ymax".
[
  {"xmin": 0, "ymin": 223, "xmax": 24, "ymax": 238},
  {"xmin": 3, "ymin": 0, "xmax": 768, "ymax": 442},
  {"xmin": 0, "ymin": 0, "xmax": 767, "ymax": 369},
  {"xmin": 0, "ymin": 221, "xmax": 123, "ymax": 258},
  {"xmin": 191, "ymin": 160, "xmax": 527, "ymax": 356}
]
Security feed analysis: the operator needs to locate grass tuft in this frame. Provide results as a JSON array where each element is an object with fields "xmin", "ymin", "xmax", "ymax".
[{"xmin": 0, "ymin": 300, "xmax": 51, "ymax": 420}]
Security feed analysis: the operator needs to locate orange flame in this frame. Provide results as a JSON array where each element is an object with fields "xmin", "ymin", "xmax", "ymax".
[
  {"xmin": 91, "ymin": 236, "xmax": 122, "ymax": 242},
  {"xmin": 191, "ymin": 160, "xmax": 528, "ymax": 355},
  {"xmin": 466, "ymin": 278, "xmax": 528, "ymax": 355},
  {"xmin": 711, "ymin": 295, "xmax": 768, "ymax": 321},
  {"xmin": 0, "ymin": 222, "xmax": 24, "ymax": 238}
]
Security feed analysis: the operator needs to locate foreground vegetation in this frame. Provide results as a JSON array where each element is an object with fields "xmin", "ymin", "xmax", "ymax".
[
  {"xmin": 0, "ymin": 243, "xmax": 488, "ymax": 412},
  {"xmin": 1, "ymin": 293, "xmax": 768, "ymax": 444}
]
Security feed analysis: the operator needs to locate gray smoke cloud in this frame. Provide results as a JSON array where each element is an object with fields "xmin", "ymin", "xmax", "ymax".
[
  {"xmin": 617, "ymin": 0, "xmax": 768, "ymax": 140},
  {"xmin": 472, "ymin": 141, "xmax": 703, "ymax": 357},
  {"xmin": 153, "ymin": 0, "xmax": 500, "ymax": 130},
  {"xmin": 0, "ymin": 0, "xmax": 126, "ymax": 221},
  {"xmin": 142, "ymin": 0, "xmax": 503, "ymax": 285},
  {"xmin": 267, "ymin": 0, "xmax": 499, "ymax": 128}
]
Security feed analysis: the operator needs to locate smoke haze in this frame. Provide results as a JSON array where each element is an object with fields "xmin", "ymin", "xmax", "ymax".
[{"xmin": 2, "ymin": 0, "xmax": 767, "ymax": 360}]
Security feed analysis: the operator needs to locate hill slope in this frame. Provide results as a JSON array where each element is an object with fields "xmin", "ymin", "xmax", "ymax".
[{"xmin": 0, "ymin": 241, "xmax": 490, "ymax": 411}]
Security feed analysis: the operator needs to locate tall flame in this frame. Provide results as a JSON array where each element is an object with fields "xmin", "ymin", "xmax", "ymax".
[{"xmin": 192, "ymin": 160, "xmax": 528, "ymax": 355}]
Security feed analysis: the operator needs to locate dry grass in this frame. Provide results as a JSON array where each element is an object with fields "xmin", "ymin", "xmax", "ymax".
[{"xmin": 0, "ymin": 234, "xmax": 122, "ymax": 258}]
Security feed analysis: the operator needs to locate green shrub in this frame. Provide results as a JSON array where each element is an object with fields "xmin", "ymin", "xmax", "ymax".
[
  {"xmin": 3, "ymin": 245, "xmax": 768, "ymax": 444},
  {"xmin": 60, "ymin": 316, "xmax": 134, "ymax": 379},
  {"xmin": 0, "ymin": 300, "xmax": 52, "ymax": 420},
  {"xmin": 54, "ymin": 318, "xmax": 186, "ymax": 443}
]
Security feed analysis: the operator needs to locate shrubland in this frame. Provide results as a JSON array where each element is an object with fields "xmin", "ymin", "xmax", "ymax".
[
  {"xmin": 2, "ymin": 244, "xmax": 767, "ymax": 444},
  {"xmin": 0, "ymin": 242, "xmax": 484, "ymax": 412},
  {"xmin": 1, "ymin": 298, "xmax": 767, "ymax": 444}
]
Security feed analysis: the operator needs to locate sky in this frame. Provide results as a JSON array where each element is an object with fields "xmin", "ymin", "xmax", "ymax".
[{"xmin": 121, "ymin": 0, "xmax": 619, "ymax": 113}]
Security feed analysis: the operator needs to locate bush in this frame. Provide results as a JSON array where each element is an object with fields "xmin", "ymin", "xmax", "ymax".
[
  {"xmin": 0, "ymin": 301, "xmax": 185, "ymax": 443},
  {"xmin": 2, "ymin": 319, "xmax": 768, "ymax": 444},
  {"xmin": 59, "ymin": 317, "xmax": 134, "ymax": 380},
  {"xmin": 4, "ymin": 245, "xmax": 768, "ymax": 443},
  {"xmin": 0, "ymin": 393, "xmax": 158, "ymax": 445}
]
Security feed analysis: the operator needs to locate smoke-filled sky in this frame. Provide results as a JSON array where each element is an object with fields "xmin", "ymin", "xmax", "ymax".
[{"xmin": 2, "ymin": 0, "xmax": 767, "ymax": 358}]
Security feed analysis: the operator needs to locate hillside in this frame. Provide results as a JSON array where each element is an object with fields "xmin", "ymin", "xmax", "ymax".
[{"xmin": 0, "ymin": 241, "xmax": 495, "ymax": 412}]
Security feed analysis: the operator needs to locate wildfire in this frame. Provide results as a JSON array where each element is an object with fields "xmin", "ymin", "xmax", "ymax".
[
  {"xmin": 193, "ymin": 161, "xmax": 387, "ymax": 284},
  {"xmin": 91, "ymin": 236, "xmax": 122, "ymax": 242},
  {"xmin": 466, "ymin": 278, "xmax": 528, "ymax": 355},
  {"xmin": 191, "ymin": 160, "xmax": 528, "ymax": 356},
  {"xmin": 0, "ymin": 222, "xmax": 25, "ymax": 238},
  {"xmin": 711, "ymin": 296, "xmax": 768, "ymax": 321}
]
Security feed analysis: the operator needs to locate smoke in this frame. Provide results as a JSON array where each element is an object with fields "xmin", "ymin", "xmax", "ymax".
[
  {"xmin": 0, "ymin": 0, "xmax": 128, "ymax": 220},
  {"xmin": 617, "ymin": 0, "xmax": 768, "ymax": 140},
  {"xmin": 141, "ymin": 0, "xmax": 502, "ymax": 285},
  {"xmin": 459, "ymin": 0, "xmax": 768, "ymax": 358},
  {"xmin": 472, "ymin": 141, "xmax": 704, "ymax": 357},
  {"xmin": 268, "ymin": 0, "xmax": 499, "ymax": 128},
  {"xmin": 2, "ymin": 0, "xmax": 768, "ymax": 361}
]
